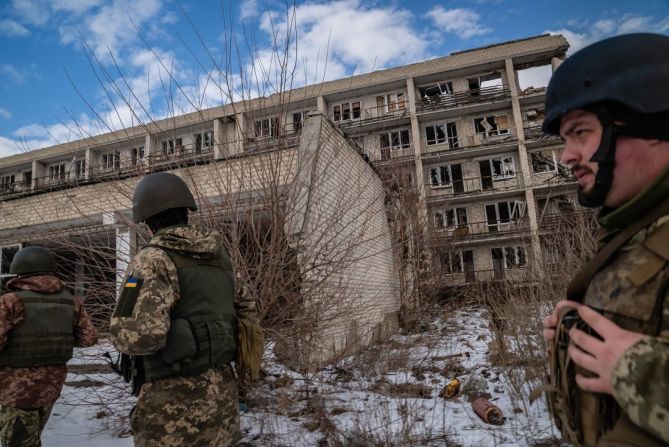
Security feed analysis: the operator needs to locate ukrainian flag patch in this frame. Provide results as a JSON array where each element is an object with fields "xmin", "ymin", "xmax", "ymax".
[{"xmin": 125, "ymin": 277, "xmax": 139, "ymax": 288}]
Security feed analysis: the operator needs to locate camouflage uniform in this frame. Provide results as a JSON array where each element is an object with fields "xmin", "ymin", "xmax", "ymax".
[
  {"xmin": 0, "ymin": 275, "xmax": 98, "ymax": 447},
  {"xmin": 110, "ymin": 226, "xmax": 257, "ymax": 447},
  {"xmin": 576, "ymin": 168, "xmax": 669, "ymax": 445}
]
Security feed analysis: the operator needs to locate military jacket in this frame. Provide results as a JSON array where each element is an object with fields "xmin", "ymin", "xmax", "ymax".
[
  {"xmin": 557, "ymin": 168, "xmax": 669, "ymax": 445},
  {"xmin": 0, "ymin": 275, "xmax": 98, "ymax": 408}
]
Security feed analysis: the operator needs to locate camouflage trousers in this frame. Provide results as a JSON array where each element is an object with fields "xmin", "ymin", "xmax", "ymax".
[
  {"xmin": 131, "ymin": 367, "xmax": 240, "ymax": 447},
  {"xmin": 0, "ymin": 405, "xmax": 53, "ymax": 447}
]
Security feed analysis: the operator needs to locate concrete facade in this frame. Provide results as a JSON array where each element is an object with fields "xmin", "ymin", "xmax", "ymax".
[{"xmin": 0, "ymin": 33, "xmax": 578, "ymax": 359}]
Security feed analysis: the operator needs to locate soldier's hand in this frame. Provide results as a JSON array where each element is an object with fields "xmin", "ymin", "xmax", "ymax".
[
  {"xmin": 567, "ymin": 305, "xmax": 648, "ymax": 395},
  {"xmin": 543, "ymin": 300, "xmax": 582, "ymax": 342}
]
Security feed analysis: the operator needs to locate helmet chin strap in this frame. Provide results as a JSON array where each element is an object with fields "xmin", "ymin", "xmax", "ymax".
[{"xmin": 578, "ymin": 106, "xmax": 618, "ymax": 208}]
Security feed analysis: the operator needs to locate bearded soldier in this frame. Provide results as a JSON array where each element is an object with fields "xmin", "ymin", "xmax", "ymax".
[
  {"xmin": 542, "ymin": 33, "xmax": 669, "ymax": 446},
  {"xmin": 110, "ymin": 172, "xmax": 258, "ymax": 446},
  {"xmin": 0, "ymin": 246, "xmax": 98, "ymax": 446}
]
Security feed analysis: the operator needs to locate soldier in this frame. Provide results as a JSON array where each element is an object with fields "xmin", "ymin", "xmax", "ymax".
[
  {"xmin": 0, "ymin": 246, "xmax": 98, "ymax": 447},
  {"xmin": 542, "ymin": 33, "xmax": 669, "ymax": 446},
  {"xmin": 110, "ymin": 172, "xmax": 258, "ymax": 446}
]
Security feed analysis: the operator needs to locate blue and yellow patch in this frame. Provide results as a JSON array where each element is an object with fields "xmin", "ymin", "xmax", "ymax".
[{"xmin": 125, "ymin": 277, "xmax": 139, "ymax": 288}]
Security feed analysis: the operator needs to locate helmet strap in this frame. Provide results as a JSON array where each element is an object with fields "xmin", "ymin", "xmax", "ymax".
[{"xmin": 580, "ymin": 106, "xmax": 618, "ymax": 208}]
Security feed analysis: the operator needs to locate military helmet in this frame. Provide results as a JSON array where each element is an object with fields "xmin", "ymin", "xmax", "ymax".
[
  {"xmin": 9, "ymin": 246, "xmax": 57, "ymax": 276},
  {"xmin": 543, "ymin": 33, "xmax": 669, "ymax": 135},
  {"xmin": 132, "ymin": 172, "xmax": 197, "ymax": 223}
]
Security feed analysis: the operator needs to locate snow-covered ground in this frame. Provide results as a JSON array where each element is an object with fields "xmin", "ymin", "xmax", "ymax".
[{"xmin": 41, "ymin": 306, "xmax": 562, "ymax": 446}]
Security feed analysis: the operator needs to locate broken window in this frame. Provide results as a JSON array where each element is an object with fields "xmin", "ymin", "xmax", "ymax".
[
  {"xmin": 131, "ymin": 146, "xmax": 145, "ymax": 166},
  {"xmin": 292, "ymin": 112, "xmax": 306, "ymax": 133},
  {"xmin": 1, "ymin": 174, "xmax": 15, "ymax": 191},
  {"xmin": 194, "ymin": 131, "xmax": 213, "ymax": 154},
  {"xmin": 48, "ymin": 164, "xmax": 66, "ymax": 180},
  {"xmin": 332, "ymin": 101, "xmax": 361, "ymax": 122},
  {"xmin": 435, "ymin": 207, "xmax": 467, "ymax": 229},
  {"xmin": 419, "ymin": 81, "xmax": 453, "ymax": 100},
  {"xmin": 380, "ymin": 129, "xmax": 410, "ymax": 151},
  {"xmin": 485, "ymin": 200, "xmax": 525, "ymax": 232},
  {"xmin": 161, "ymin": 138, "xmax": 182, "ymax": 156},
  {"xmin": 439, "ymin": 251, "xmax": 463, "ymax": 274},
  {"xmin": 376, "ymin": 92, "xmax": 406, "ymax": 113},
  {"xmin": 425, "ymin": 121, "xmax": 458, "ymax": 147},
  {"xmin": 474, "ymin": 115, "xmax": 510, "ymax": 136},
  {"xmin": 479, "ymin": 156, "xmax": 515, "ymax": 185},
  {"xmin": 430, "ymin": 165, "xmax": 451, "ymax": 187},
  {"xmin": 503, "ymin": 246, "xmax": 527, "ymax": 269},
  {"xmin": 438, "ymin": 252, "xmax": 464, "ymax": 275},
  {"xmin": 431, "ymin": 164, "xmax": 464, "ymax": 192},
  {"xmin": 102, "ymin": 151, "xmax": 120, "ymax": 170},
  {"xmin": 254, "ymin": 117, "xmax": 280, "ymax": 138},
  {"xmin": 73, "ymin": 160, "xmax": 86, "ymax": 179},
  {"xmin": 537, "ymin": 195, "xmax": 575, "ymax": 217},
  {"xmin": 468, "ymin": 73, "xmax": 502, "ymax": 95},
  {"xmin": 531, "ymin": 150, "xmax": 558, "ymax": 173}
]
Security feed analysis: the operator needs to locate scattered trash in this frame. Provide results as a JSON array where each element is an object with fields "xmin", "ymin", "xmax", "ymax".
[
  {"xmin": 461, "ymin": 373, "xmax": 487, "ymax": 397},
  {"xmin": 472, "ymin": 397, "xmax": 504, "ymax": 425},
  {"xmin": 440, "ymin": 378, "xmax": 461, "ymax": 398}
]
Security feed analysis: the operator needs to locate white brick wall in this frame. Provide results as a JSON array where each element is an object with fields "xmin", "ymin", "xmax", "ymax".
[{"xmin": 284, "ymin": 113, "xmax": 401, "ymax": 367}]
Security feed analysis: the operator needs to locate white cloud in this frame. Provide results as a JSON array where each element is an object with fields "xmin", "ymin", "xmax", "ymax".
[
  {"xmin": 51, "ymin": 0, "xmax": 103, "ymax": 14},
  {"xmin": 549, "ymin": 14, "xmax": 669, "ymax": 54},
  {"xmin": 252, "ymin": 0, "xmax": 429, "ymax": 86},
  {"xmin": 0, "ymin": 108, "xmax": 12, "ymax": 119},
  {"xmin": 0, "ymin": 119, "xmax": 88, "ymax": 156},
  {"xmin": 426, "ymin": 6, "xmax": 491, "ymax": 39},
  {"xmin": 0, "ymin": 136, "xmax": 23, "ymax": 157},
  {"xmin": 81, "ymin": 0, "xmax": 163, "ymax": 63},
  {"xmin": 240, "ymin": 0, "xmax": 259, "ymax": 21},
  {"xmin": 0, "ymin": 64, "xmax": 26, "ymax": 85},
  {"xmin": 0, "ymin": 19, "xmax": 30, "ymax": 37},
  {"xmin": 11, "ymin": 0, "xmax": 51, "ymax": 26},
  {"xmin": 593, "ymin": 19, "xmax": 615, "ymax": 35}
]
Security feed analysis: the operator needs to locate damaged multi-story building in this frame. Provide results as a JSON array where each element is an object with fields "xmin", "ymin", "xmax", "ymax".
[{"xmin": 0, "ymin": 33, "xmax": 576, "ymax": 365}]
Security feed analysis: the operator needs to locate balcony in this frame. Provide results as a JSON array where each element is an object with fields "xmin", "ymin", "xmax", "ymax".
[
  {"xmin": 416, "ymin": 86, "xmax": 511, "ymax": 114},
  {"xmin": 427, "ymin": 174, "xmax": 524, "ymax": 201},
  {"xmin": 33, "ymin": 174, "xmax": 86, "ymax": 193},
  {"xmin": 244, "ymin": 132, "xmax": 300, "ymax": 153},
  {"xmin": 538, "ymin": 210, "xmax": 596, "ymax": 234},
  {"xmin": 421, "ymin": 134, "xmax": 518, "ymax": 162},
  {"xmin": 433, "ymin": 217, "xmax": 531, "ymax": 243},
  {"xmin": 0, "ymin": 180, "xmax": 31, "ymax": 198},
  {"xmin": 334, "ymin": 104, "xmax": 409, "ymax": 130},
  {"xmin": 437, "ymin": 267, "xmax": 533, "ymax": 287},
  {"xmin": 523, "ymin": 125, "xmax": 561, "ymax": 145}
]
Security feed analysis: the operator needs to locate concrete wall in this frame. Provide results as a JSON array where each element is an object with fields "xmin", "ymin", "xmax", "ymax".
[{"xmin": 284, "ymin": 113, "xmax": 401, "ymax": 367}]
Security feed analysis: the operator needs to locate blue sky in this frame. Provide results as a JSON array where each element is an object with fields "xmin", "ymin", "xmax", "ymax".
[{"xmin": 0, "ymin": 0, "xmax": 667, "ymax": 156}]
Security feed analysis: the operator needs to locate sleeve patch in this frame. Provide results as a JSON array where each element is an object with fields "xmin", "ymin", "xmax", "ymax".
[{"xmin": 113, "ymin": 277, "xmax": 144, "ymax": 318}]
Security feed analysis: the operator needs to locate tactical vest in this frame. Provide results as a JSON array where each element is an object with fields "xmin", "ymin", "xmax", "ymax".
[
  {"xmin": 548, "ymin": 216, "xmax": 669, "ymax": 446},
  {"xmin": 142, "ymin": 248, "xmax": 237, "ymax": 382},
  {"xmin": 0, "ymin": 289, "xmax": 75, "ymax": 368}
]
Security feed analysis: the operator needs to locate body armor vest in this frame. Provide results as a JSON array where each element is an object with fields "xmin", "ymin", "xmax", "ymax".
[
  {"xmin": 549, "ymin": 219, "xmax": 669, "ymax": 446},
  {"xmin": 0, "ymin": 289, "xmax": 75, "ymax": 368},
  {"xmin": 142, "ymin": 248, "xmax": 237, "ymax": 382}
]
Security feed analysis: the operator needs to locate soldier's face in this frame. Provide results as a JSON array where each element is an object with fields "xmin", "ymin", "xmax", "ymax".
[{"xmin": 559, "ymin": 109, "xmax": 668, "ymax": 208}]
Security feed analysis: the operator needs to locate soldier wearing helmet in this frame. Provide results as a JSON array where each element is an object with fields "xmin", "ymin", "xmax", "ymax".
[
  {"xmin": 542, "ymin": 33, "xmax": 669, "ymax": 446},
  {"xmin": 110, "ymin": 172, "xmax": 257, "ymax": 447},
  {"xmin": 0, "ymin": 246, "xmax": 98, "ymax": 446}
]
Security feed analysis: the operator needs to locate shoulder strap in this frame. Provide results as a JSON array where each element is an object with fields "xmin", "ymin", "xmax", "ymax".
[
  {"xmin": 144, "ymin": 244, "xmax": 230, "ymax": 271},
  {"xmin": 567, "ymin": 198, "xmax": 669, "ymax": 301},
  {"xmin": 15, "ymin": 289, "xmax": 74, "ymax": 306}
]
